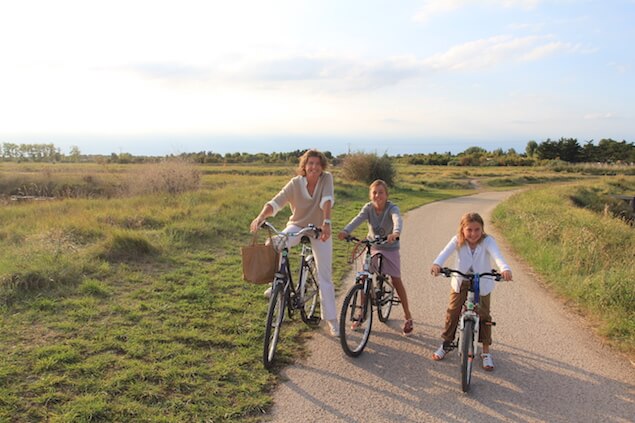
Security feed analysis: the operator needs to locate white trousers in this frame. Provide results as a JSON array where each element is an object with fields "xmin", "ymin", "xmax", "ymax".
[{"xmin": 276, "ymin": 224, "xmax": 337, "ymax": 322}]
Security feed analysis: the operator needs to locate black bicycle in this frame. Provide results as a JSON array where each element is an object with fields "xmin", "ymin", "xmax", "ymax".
[
  {"xmin": 339, "ymin": 235, "xmax": 400, "ymax": 357},
  {"xmin": 439, "ymin": 267, "xmax": 502, "ymax": 392},
  {"xmin": 260, "ymin": 221, "xmax": 321, "ymax": 370}
]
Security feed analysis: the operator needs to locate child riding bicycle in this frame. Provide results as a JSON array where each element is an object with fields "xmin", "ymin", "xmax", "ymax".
[
  {"xmin": 338, "ymin": 179, "xmax": 414, "ymax": 336},
  {"xmin": 429, "ymin": 212, "xmax": 512, "ymax": 370}
]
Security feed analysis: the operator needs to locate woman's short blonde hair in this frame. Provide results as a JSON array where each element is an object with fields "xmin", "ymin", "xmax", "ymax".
[{"xmin": 297, "ymin": 149, "xmax": 328, "ymax": 176}]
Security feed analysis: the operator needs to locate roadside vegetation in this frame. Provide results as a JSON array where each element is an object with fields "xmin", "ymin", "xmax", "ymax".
[
  {"xmin": 0, "ymin": 157, "xmax": 632, "ymax": 420},
  {"xmin": 493, "ymin": 177, "xmax": 635, "ymax": 355}
]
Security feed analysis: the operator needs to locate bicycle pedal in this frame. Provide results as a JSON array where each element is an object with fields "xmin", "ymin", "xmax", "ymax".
[
  {"xmin": 484, "ymin": 321, "xmax": 496, "ymax": 326},
  {"xmin": 392, "ymin": 298, "xmax": 401, "ymax": 304}
]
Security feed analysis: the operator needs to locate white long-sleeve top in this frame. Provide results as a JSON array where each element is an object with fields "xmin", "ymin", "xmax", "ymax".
[{"xmin": 433, "ymin": 235, "xmax": 511, "ymax": 296}]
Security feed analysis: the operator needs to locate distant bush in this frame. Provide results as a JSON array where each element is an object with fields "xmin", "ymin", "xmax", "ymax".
[
  {"xmin": 124, "ymin": 159, "xmax": 201, "ymax": 196},
  {"xmin": 340, "ymin": 152, "xmax": 396, "ymax": 186}
]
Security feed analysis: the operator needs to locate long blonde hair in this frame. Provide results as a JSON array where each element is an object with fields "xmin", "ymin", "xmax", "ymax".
[
  {"xmin": 457, "ymin": 212, "xmax": 486, "ymax": 247},
  {"xmin": 297, "ymin": 149, "xmax": 328, "ymax": 176}
]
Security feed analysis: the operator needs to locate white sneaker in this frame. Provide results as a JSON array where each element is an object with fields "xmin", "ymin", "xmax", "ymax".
[
  {"xmin": 327, "ymin": 319, "xmax": 339, "ymax": 337},
  {"xmin": 481, "ymin": 353, "xmax": 494, "ymax": 371},
  {"xmin": 264, "ymin": 286, "xmax": 272, "ymax": 298}
]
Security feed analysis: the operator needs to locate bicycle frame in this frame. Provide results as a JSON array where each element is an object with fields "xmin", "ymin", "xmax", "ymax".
[
  {"xmin": 440, "ymin": 267, "xmax": 501, "ymax": 392},
  {"xmin": 459, "ymin": 274, "xmax": 481, "ymax": 364},
  {"xmin": 261, "ymin": 221, "xmax": 321, "ymax": 369},
  {"xmin": 339, "ymin": 235, "xmax": 397, "ymax": 357}
]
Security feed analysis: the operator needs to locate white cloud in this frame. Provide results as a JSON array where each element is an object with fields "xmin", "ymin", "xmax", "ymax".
[
  {"xmin": 414, "ymin": 0, "xmax": 542, "ymax": 23},
  {"xmin": 584, "ymin": 112, "xmax": 616, "ymax": 120},
  {"xmin": 520, "ymin": 41, "xmax": 580, "ymax": 61},
  {"xmin": 423, "ymin": 34, "xmax": 573, "ymax": 70},
  {"xmin": 118, "ymin": 32, "xmax": 583, "ymax": 93},
  {"xmin": 608, "ymin": 62, "xmax": 629, "ymax": 74}
]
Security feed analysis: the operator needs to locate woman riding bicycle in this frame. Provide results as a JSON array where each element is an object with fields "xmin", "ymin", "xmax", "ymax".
[
  {"xmin": 250, "ymin": 149, "xmax": 339, "ymax": 337},
  {"xmin": 338, "ymin": 179, "xmax": 414, "ymax": 336},
  {"xmin": 430, "ymin": 212, "xmax": 512, "ymax": 370}
]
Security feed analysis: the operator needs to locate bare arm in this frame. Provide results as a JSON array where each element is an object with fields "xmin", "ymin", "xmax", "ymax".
[{"xmin": 250, "ymin": 204, "xmax": 274, "ymax": 233}]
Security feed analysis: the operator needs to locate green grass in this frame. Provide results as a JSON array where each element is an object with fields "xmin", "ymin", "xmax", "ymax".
[
  {"xmin": 0, "ymin": 163, "xmax": 461, "ymax": 421},
  {"xmin": 493, "ymin": 177, "xmax": 635, "ymax": 354},
  {"xmin": 0, "ymin": 162, "xmax": 630, "ymax": 420}
]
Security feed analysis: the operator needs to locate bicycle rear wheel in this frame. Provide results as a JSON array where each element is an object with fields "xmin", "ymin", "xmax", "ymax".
[
  {"xmin": 460, "ymin": 319, "xmax": 475, "ymax": 392},
  {"xmin": 300, "ymin": 256, "xmax": 320, "ymax": 327},
  {"xmin": 263, "ymin": 282, "xmax": 285, "ymax": 370},
  {"xmin": 376, "ymin": 275, "xmax": 394, "ymax": 323},
  {"xmin": 340, "ymin": 283, "xmax": 372, "ymax": 357}
]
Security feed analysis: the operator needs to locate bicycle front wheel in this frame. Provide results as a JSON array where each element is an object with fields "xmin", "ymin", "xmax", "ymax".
[
  {"xmin": 263, "ymin": 282, "xmax": 285, "ymax": 370},
  {"xmin": 460, "ymin": 319, "xmax": 475, "ymax": 392},
  {"xmin": 300, "ymin": 256, "xmax": 321, "ymax": 327},
  {"xmin": 376, "ymin": 275, "xmax": 394, "ymax": 323},
  {"xmin": 340, "ymin": 283, "xmax": 372, "ymax": 357}
]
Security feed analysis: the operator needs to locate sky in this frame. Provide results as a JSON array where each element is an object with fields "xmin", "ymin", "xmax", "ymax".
[{"xmin": 1, "ymin": 0, "xmax": 634, "ymax": 156}]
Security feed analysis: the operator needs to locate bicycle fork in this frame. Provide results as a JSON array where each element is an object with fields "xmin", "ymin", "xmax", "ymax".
[
  {"xmin": 459, "ymin": 311, "xmax": 480, "ymax": 361},
  {"xmin": 352, "ymin": 273, "xmax": 372, "ymax": 323}
]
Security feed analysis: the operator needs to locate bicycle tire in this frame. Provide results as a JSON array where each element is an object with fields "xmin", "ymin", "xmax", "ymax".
[
  {"xmin": 376, "ymin": 275, "xmax": 394, "ymax": 323},
  {"xmin": 263, "ymin": 282, "xmax": 285, "ymax": 370},
  {"xmin": 460, "ymin": 319, "xmax": 475, "ymax": 392},
  {"xmin": 300, "ymin": 256, "xmax": 321, "ymax": 327},
  {"xmin": 340, "ymin": 283, "xmax": 372, "ymax": 357}
]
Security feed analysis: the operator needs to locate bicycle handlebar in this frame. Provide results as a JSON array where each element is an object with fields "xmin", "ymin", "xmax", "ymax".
[
  {"xmin": 259, "ymin": 221, "xmax": 322, "ymax": 239},
  {"xmin": 441, "ymin": 267, "xmax": 502, "ymax": 281},
  {"xmin": 342, "ymin": 235, "xmax": 398, "ymax": 245}
]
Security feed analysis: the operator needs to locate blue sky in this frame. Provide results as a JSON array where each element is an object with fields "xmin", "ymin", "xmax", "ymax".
[{"xmin": 1, "ymin": 0, "xmax": 633, "ymax": 156}]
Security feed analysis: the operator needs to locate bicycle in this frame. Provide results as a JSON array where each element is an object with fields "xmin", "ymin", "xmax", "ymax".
[
  {"xmin": 439, "ymin": 267, "xmax": 502, "ymax": 393},
  {"xmin": 339, "ymin": 235, "xmax": 401, "ymax": 357},
  {"xmin": 260, "ymin": 221, "xmax": 322, "ymax": 370}
]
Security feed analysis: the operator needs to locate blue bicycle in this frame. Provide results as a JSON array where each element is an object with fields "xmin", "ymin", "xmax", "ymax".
[{"xmin": 440, "ymin": 267, "xmax": 502, "ymax": 392}]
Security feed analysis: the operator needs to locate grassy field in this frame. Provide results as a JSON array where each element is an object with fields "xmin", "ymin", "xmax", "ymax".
[
  {"xmin": 0, "ymin": 161, "xmax": 632, "ymax": 421},
  {"xmin": 493, "ymin": 176, "xmax": 635, "ymax": 355}
]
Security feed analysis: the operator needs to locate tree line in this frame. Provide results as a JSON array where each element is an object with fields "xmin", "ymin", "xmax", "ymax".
[{"xmin": 1, "ymin": 138, "xmax": 632, "ymax": 165}]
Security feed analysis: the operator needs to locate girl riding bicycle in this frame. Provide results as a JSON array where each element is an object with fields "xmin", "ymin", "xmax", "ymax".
[
  {"xmin": 338, "ymin": 179, "xmax": 414, "ymax": 336},
  {"xmin": 430, "ymin": 212, "xmax": 512, "ymax": 370}
]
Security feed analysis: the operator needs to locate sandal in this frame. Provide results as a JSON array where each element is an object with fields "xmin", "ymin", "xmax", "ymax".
[
  {"xmin": 402, "ymin": 319, "xmax": 413, "ymax": 336},
  {"xmin": 481, "ymin": 353, "xmax": 494, "ymax": 371},
  {"xmin": 432, "ymin": 344, "xmax": 448, "ymax": 361}
]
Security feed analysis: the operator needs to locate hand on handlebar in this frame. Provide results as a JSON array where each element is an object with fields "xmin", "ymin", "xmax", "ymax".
[
  {"xmin": 430, "ymin": 264, "xmax": 442, "ymax": 276},
  {"xmin": 250, "ymin": 217, "xmax": 263, "ymax": 233},
  {"xmin": 501, "ymin": 270, "xmax": 513, "ymax": 281},
  {"xmin": 319, "ymin": 223, "xmax": 331, "ymax": 241}
]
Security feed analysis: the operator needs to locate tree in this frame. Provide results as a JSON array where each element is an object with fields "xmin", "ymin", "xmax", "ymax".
[
  {"xmin": 525, "ymin": 140, "xmax": 538, "ymax": 157},
  {"xmin": 558, "ymin": 138, "xmax": 582, "ymax": 163},
  {"xmin": 69, "ymin": 145, "xmax": 81, "ymax": 162},
  {"xmin": 536, "ymin": 139, "xmax": 560, "ymax": 160}
]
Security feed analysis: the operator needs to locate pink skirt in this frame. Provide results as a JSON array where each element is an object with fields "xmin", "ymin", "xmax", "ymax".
[{"xmin": 368, "ymin": 248, "xmax": 401, "ymax": 279}]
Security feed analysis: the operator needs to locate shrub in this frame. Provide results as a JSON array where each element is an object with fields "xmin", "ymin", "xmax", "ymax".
[
  {"xmin": 97, "ymin": 231, "xmax": 158, "ymax": 261},
  {"xmin": 124, "ymin": 159, "xmax": 201, "ymax": 196},
  {"xmin": 340, "ymin": 152, "xmax": 396, "ymax": 186}
]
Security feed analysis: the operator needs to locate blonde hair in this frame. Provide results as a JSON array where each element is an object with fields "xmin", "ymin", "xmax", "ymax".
[
  {"xmin": 369, "ymin": 179, "xmax": 389, "ymax": 199},
  {"xmin": 297, "ymin": 149, "xmax": 328, "ymax": 176},
  {"xmin": 457, "ymin": 212, "xmax": 486, "ymax": 247}
]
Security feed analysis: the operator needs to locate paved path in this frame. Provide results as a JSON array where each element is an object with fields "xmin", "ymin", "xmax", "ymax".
[{"xmin": 267, "ymin": 191, "xmax": 635, "ymax": 423}]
